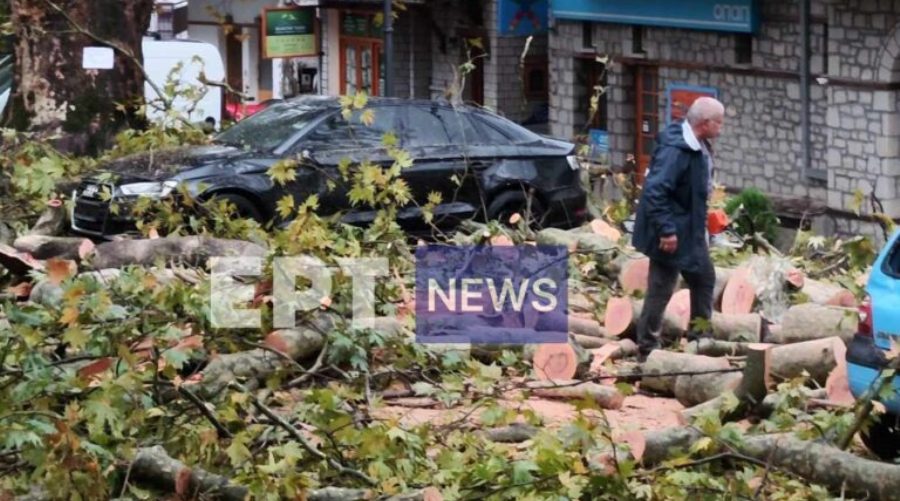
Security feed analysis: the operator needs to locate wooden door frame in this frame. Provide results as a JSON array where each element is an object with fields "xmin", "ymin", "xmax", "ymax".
[
  {"xmin": 339, "ymin": 37, "xmax": 382, "ymax": 96},
  {"xmin": 634, "ymin": 64, "xmax": 660, "ymax": 185}
]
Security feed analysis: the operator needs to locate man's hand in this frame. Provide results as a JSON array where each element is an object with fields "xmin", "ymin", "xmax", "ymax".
[{"xmin": 659, "ymin": 235, "xmax": 678, "ymax": 253}]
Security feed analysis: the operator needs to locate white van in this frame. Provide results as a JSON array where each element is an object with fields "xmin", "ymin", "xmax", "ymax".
[{"xmin": 142, "ymin": 38, "xmax": 226, "ymax": 129}]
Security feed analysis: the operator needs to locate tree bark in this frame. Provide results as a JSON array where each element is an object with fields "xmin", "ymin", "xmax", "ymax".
[
  {"xmin": 90, "ymin": 236, "xmax": 267, "ymax": 269},
  {"xmin": 639, "ymin": 350, "xmax": 734, "ymax": 396},
  {"xmin": 768, "ymin": 303, "xmax": 855, "ymax": 344},
  {"xmin": 7, "ymin": 0, "xmax": 153, "ymax": 153}
]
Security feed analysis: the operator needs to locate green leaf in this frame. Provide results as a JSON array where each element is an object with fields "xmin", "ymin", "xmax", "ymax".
[
  {"xmin": 276, "ymin": 194, "xmax": 295, "ymax": 218},
  {"xmin": 511, "ymin": 460, "xmax": 538, "ymax": 484},
  {"xmin": 352, "ymin": 91, "xmax": 369, "ymax": 109},
  {"xmin": 63, "ymin": 326, "xmax": 90, "ymax": 351},
  {"xmin": 268, "ymin": 159, "xmax": 299, "ymax": 186}
]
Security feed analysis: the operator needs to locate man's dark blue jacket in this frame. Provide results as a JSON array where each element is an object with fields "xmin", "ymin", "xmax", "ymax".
[{"xmin": 632, "ymin": 121, "xmax": 710, "ymax": 273}]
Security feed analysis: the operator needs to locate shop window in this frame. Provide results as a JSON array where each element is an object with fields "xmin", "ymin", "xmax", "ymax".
[
  {"xmin": 523, "ymin": 56, "xmax": 548, "ymax": 101},
  {"xmin": 735, "ymin": 34, "xmax": 753, "ymax": 64},
  {"xmin": 582, "ymin": 22, "xmax": 593, "ymax": 50},
  {"xmin": 632, "ymin": 26, "xmax": 644, "ymax": 54},
  {"xmin": 575, "ymin": 58, "xmax": 608, "ymax": 130}
]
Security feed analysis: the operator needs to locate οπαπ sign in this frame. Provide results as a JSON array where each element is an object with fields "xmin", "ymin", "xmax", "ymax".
[{"xmin": 262, "ymin": 7, "xmax": 317, "ymax": 59}]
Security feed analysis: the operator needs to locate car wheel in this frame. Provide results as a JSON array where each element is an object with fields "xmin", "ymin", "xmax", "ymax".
[
  {"xmin": 209, "ymin": 192, "xmax": 264, "ymax": 222},
  {"xmin": 860, "ymin": 413, "xmax": 900, "ymax": 461},
  {"xmin": 487, "ymin": 189, "xmax": 545, "ymax": 228}
]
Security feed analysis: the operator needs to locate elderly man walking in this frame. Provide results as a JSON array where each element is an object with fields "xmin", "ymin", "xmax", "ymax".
[{"xmin": 632, "ymin": 97, "xmax": 725, "ymax": 360}]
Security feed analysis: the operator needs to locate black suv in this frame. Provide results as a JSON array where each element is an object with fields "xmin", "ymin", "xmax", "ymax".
[{"xmin": 71, "ymin": 97, "xmax": 587, "ymax": 237}]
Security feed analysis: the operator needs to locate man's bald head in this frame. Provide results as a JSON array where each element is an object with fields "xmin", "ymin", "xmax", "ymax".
[{"xmin": 686, "ymin": 97, "xmax": 725, "ymax": 140}]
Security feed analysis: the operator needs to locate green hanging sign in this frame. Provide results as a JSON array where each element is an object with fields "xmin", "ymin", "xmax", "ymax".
[{"xmin": 262, "ymin": 7, "xmax": 318, "ymax": 59}]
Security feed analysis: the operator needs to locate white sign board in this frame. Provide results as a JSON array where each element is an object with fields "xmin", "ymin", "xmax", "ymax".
[{"xmin": 82, "ymin": 47, "xmax": 115, "ymax": 70}]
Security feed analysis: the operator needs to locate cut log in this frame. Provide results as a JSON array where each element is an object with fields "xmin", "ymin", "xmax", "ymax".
[
  {"xmin": 618, "ymin": 257, "xmax": 650, "ymax": 294},
  {"xmin": 532, "ymin": 343, "xmax": 580, "ymax": 380},
  {"xmin": 604, "ymin": 296, "xmax": 637, "ymax": 337},
  {"xmin": 189, "ymin": 319, "xmax": 328, "ymax": 399},
  {"xmin": 27, "ymin": 200, "xmax": 67, "ymax": 237},
  {"xmin": 710, "ymin": 312, "xmax": 762, "ymax": 342},
  {"xmin": 588, "ymin": 339, "xmax": 639, "ymax": 370},
  {"xmin": 768, "ymin": 303, "xmax": 856, "ymax": 344},
  {"xmin": 13, "ymin": 235, "xmax": 94, "ymax": 261},
  {"xmin": 526, "ymin": 380, "xmax": 625, "ymax": 410},
  {"xmin": 712, "ymin": 266, "xmax": 735, "ymax": 310},
  {"xmin": 769, "ymin": 336, "xmax": 846, "ymax": 384},
  {"xmin": 483, "ymin": 423, "xmax": 539, "ymax": 443},
  {"xmin": 800, "ymin": 279, "xmax": 857, "ymax": 307},
  {"xmin": 664, "ymin": 289, "xmax": 692, "ymax": 332},
  {"xmin": 637, "ymin": 427, "xmax": 900, "ymax": 500},
  {"xmin": 589, "ymin": 218, "xmax": 623, "ymax": 242},
  {"xmin": 130, "ymin": 446, "xmax": 248, "ymax": 501},
  {"xmin": 90, "ymin": 236, "xmax": 267, "ymax": 269},
  {"xmin": 685, "ymin": 338, "xmax": 771, "ymax": 357},
  {"xmin": 536, "ymin": 228, "xmax": 617, "ymax": 254},
  {"xmin": 721, "ymin": 267, "xmax": 755, "ymax": 315},
  {"xmin": 681, "ymin": 344, "xmax": 773, "ymax": 418},
  {"xmin": 570, "ymin": 334, "xmax": 620, "ymax": 349},
  {"xmin": 603, "ymin": 298, "xmax": 684, "ymax": 339},
  {"xmin": 785, "ymin": 268, "xmax": 806, "ymax": 289},
  {"xmin": 567, "ymin": 316, "xmax": 606, "ymax": 338},
  {"xmin": 0, "ymin": 244, "xmax": 44, "ymax": 275},
  {"xmin": 639, "ymin": 350, "xmax": 733, "ymax": 396},
  {"xmin": 673, "ymin": 366, "xmax": 742, "ymax": 407}
]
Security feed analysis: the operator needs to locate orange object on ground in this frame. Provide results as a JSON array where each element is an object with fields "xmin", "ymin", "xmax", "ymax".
[{"xmin": 707, "ymin": 209, "xmax": 729, "ymax": 235}]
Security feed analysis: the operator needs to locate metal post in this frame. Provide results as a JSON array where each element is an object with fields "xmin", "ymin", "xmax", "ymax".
[
  {"xmin": 383, "ymin": 0, "xmax": 394, "ymax": 97},
  {"xmin": 800, "ymin": 0, "xmax": 811, "ymax": 178},
  {"xmin": 317, "ymin": 8, "xmax": 324, "ymax": 95}
]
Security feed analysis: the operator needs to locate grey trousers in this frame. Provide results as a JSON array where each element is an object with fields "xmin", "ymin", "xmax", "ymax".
[{"xmin": 636, "ymin": 256, "xmax": 716, "ymax": 356}]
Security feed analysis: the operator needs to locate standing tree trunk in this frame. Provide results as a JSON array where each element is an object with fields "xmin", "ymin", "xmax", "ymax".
[{"xmin": 6, "ymin": 0, "xmax": 153, "ymax": 154}]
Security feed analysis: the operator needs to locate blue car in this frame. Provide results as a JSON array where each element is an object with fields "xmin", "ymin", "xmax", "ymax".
[{"xmin": 847, "ymin": 229, "xmax": 900, "ymax": 460}]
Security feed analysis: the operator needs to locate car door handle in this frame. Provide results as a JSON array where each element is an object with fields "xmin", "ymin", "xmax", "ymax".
[{"xmin": 469, "ymin": 161, "xmax": 490, "ymax": 171}]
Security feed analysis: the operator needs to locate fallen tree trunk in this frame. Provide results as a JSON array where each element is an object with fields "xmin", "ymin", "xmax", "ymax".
[
  {"xmin": 27, "ymin": 200, "xmax": 67, "ymax": 237},
  {"xmin": 673, "ymin": 368, "xmax": 742, "ymax": 407},
  {"xmin": 680, "ymin": 344, "xmax": 773, "ymax": 418},
  {"xmin": 769, "ymin": 336, "xmax": 846, "ymax": 384},
  {"xmin": 639, "ymin": 350, "xmax": 735, "ymax": 396},
  {"xmin": 483, "ymin": 423, "xmax": 539, "ymax": 443},
  {"xmin": 129, "ymin": 446, "xmax": 440, "ymax": 501},
  {"xmin": 130, "ymin": 445, "xmax": 248, "ymax": 500},
  {"xmin": 767, "ymin": 303, "xmax": 855, "ymax": 344},
  {"xmin": 526, "ymin": 380, "xmax": 625, "ymax": 410},
  {"xmin": 567, "ymin": 316, "xmax": 606, "ymax": 338},
  {"xmin": 90, "ymin": 236, "xmax": 267, "ymax": 269},
  {"xmin": 13, "ymin": 235, "xmax": 94, "ymax": 261},
  {"xmin": 710, "ymin": 312, "xmax": 763, "ymax": 342},
  {"xmin": 638, "ymin": 427, "xmax": 900, "ymax": 499},
  {"xmin": 685, "ymin": 338, "xmax": 770, "ymax": 357},
  {"xmin": 618, "ymin": 256, "xmax": 650, "ymax": 294},
  {"xmin": 189, "ymin": 320, "xmax": 328, "ymax": 399},
  {"xmin": 570, "ymin": 334, "xmax": 620, "ymax": 349},
  {"xmin": 801, "ymin": 279, "xmax": 858, "ymax": 307}
]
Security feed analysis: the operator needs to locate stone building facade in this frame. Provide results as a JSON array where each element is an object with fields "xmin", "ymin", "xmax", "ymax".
[{"xmin": 549, "ymin": 0, "xmax": 900, "ymax": 240}]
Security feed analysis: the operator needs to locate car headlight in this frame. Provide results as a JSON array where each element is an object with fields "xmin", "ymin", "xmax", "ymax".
[
  {"xmin": 117, "ymin": 180, "xmax": 178, "ymax": 198},
  {"xmin": 566, "ymin": 155, "xmax": 581, "ymax": 171}
]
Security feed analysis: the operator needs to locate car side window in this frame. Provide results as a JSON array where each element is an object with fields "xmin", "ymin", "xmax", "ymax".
[
  {"xmin": 404, "ymin": 106, "xmax": 452, "ymax": 147},
  {"xmin": 304, "ymin": 106, "xmax": 401, "ymax": 149},
  {"xmin": 436, "ymin": 108, "xmax": 480, "ymax": 145},
  {"xmin": 885, "ymin": 239, "xmax": 900, "ymax": 277},
  {"xmin": 469, "ymin": 114, "xmax": 514, "ymax": 145}
]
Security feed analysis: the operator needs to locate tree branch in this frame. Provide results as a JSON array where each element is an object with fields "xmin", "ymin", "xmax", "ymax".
[{"xmin": 228, "ymin": 382, "xmax": 376, "ymax": 487}]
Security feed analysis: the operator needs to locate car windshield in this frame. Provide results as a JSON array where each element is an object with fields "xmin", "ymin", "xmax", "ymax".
[{"xmin": 215, "ymin": 103, "xmax": 328, "ymax": 152}]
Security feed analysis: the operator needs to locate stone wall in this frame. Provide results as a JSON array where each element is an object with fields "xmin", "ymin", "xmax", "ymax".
[{"xmin": 548, "ymin": 0, "xmax": 900, "ymax": 233}]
